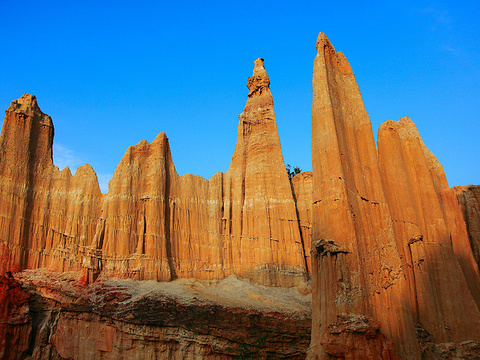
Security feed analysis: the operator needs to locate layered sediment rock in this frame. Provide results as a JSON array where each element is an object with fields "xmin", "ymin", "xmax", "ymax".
[
  {"xmin": 454, "ymin": 185, "xmax": 480, "ymax": 267},
  {"xmin": 6, "ymin": 269, "xmax": 311, "ymax": 360},
  {"xmin": 309, "ymin": 32, "xmax": 480, "ymax": 359}
]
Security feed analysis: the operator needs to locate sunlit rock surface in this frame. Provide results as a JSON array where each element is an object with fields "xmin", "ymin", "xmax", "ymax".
[
  {"xmin": 309, "ymin": 32, "xmax": 480, "ymax": 360},
  {"xmin": 0, "ymin": 62, "xmax": 309, "ymax": 287},
  {"xmin": 1, "ymin": 34, "xmax": 480, "ymax": 360}
]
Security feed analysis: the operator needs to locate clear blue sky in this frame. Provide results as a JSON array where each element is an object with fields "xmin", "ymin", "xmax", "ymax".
[{"xmin": 1, "ymin": 0, "xmax": 479, "ymax": 192}]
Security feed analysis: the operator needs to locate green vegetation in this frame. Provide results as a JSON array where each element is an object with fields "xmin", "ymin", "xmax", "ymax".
[{"xmin": 286, "ymin": 164, "xmax": 302, "ymax": 180}]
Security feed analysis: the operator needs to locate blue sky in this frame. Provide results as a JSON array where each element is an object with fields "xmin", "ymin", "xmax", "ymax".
[{"xmin": 1, "ymin": 0, "xmax": 479, "ymax": 192}]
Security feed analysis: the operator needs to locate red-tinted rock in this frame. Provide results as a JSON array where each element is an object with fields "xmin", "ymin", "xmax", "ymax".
[
  {"xmin": 13, "ymin": 269, "xmax": 311, "ymax": 360},
  {"xmin": 0, "ymin": 274, "xmax": 31, "ymax": 359},
  {"xmin": 320, "ymin": 314, "xmax": 399, "ymax": 360}
]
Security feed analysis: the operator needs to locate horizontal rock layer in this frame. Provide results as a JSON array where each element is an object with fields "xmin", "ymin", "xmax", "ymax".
[{"xmin": 5, "ymin": 270, "xmax": 311, "ymax": 360}]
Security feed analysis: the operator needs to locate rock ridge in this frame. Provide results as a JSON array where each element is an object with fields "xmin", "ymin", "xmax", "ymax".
[
  {"xmin": 0, "ymin": 59, "xmax": 310, "ymax": 288},
  {"xmin": 1, "ymin": 33, "xmax": 479, "ymax": 360}
]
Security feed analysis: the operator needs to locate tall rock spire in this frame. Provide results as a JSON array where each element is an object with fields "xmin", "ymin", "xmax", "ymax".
[
  {"xmin": 0, "ymin": 94, "xmax": 54, "ymax": 172},
  {"xmin": 310, "ymin": 33, "xmax": 480, "ymax": 359},
  {"xmin": 310, "ymin": 33, "xmax": 419, "ymax": 359},
  {"xmin": 84, "ymin": 59, "xmax": 310, "ymax": 286},
  {"xmin": 223, "ymin": 58, "xmax": 309, "ymax": 286}
]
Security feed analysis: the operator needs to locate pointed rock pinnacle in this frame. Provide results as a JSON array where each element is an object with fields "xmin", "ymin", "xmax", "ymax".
[{"xmin": 247, "ymin": 58, "xmax": 270, "ymax": 98}]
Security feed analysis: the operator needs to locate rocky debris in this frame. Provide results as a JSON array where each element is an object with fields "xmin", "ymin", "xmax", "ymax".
[
  {"xmin": 415, "ymin": 324, "xmax": 480, "ymax": 359},
  {"xmin": 313, "ymin": 240, "xmax": 349, "ymax": 257},
  {"xmin": 454, "ymin": 185, "xmax": 480, "ymax": 267},
  {"xmin": 10, "ymin": 269, "xmax": 311, "ymax": 359}
]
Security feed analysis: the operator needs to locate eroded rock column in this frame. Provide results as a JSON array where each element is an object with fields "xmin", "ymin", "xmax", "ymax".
[
  {"xmin": 310, "ymin": 33, "xmax": 419, "ymax": 359},
  {"xmin": 378, "ymin": 117, "xmax": 480, "ymax": 344},
  {"xmin": 223, "ymin": 59, "xmax": 308, "ymax": 286}
]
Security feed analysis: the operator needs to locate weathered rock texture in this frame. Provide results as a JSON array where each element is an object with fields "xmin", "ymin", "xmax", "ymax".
[
  {"xmin": 378, "ymin": 117, "xmax": 480, "ymax": 344},
  {"xmin": 0, "ymin": 274, "xmax": 31, "ymax": 359},
  {"xmin": 0, "ymin": 60, "xmax": 309, "ymax": 288},
  {"xmin": 309, "ymin": 32, "xmax": 480, "ymax": 359},
  {"xmin": 455, "ymin": 185, "xmax": 480, "ymax": 267},
  {"xmin": 291, "ymin": 172, "xmax": 313, "ymax": 273},
  {"xmin": 4, "ymin": 269, "xmax": 311, "ymax": 360},
  {"xmin": 310, "ymin": 33, "xmax": 419, "ymax": 359},
  {"xmin": 0, "ymin": 95, "xmax": 103, "ymax": 275},
  {"xmin": 2, "ymin": 34, "xmax": 480, "ymax": 360}
]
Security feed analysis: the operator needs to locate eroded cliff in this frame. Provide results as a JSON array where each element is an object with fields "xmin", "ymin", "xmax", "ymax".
[
  {"xmin": 1, "ymin": 270, "xmax": 311, "ymax": 359},
  {"xmin": 309, "ymin": 33, "xmax": 480, "ymax": 360},
  {"xmin": 1, "ymin": 33, "xmax": 479, "ymax": 360},
  {"xmin": 0, "ymin": 61, "xmax": 310, "ymax": 288}
]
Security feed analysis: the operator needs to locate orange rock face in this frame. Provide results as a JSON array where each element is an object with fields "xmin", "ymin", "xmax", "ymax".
[
  {"xmin": 2, "ymin": 35, "xmax": 480, "ymax": 360},
  {"xmin": 378, "ymin": 117, "xmax": 480, "ymax": 343},
  {"xmin": 96, "ymin": 59, "xmax": 309, "ymax": 285},
  {"xmin": 309, "ymin": 32, "xmax": 480, "ymax": 359},
  {"xmin": 454, "ymin": 185, "xmax": 480, "ymax": 266},
  {"xmin": 0, "ymin": 95, "xmax": 102, "ymax": 274},
  {"xmin": 291, "ymin": 172, "xmax": 313, "ymax": 273},
  {"xmin": 310, "ymin": 33, "xmax": 419, "ymax": 359},
  {"xmin": 0, "ymin": 61, "xmax": 309, "ymax": 287},
  {"xmin": 221, "ymin": 58, "xmax": 307, "ymax": 285}
]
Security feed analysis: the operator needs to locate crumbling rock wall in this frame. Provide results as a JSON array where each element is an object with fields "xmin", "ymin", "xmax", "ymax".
[{"xmin": 2, "ymin": 270, "xmax": 311, "ymax": 360}]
